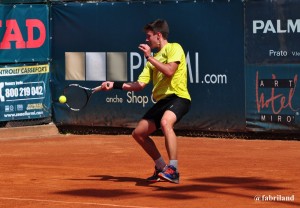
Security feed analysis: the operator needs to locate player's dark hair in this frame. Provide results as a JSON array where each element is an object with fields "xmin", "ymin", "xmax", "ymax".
[{"xmin": 144, "ymin": 19, "xmax": 169, "ymax": 39}]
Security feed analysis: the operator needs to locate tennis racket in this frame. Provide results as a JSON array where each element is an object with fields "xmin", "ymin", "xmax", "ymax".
[{"xmin": 63, "ymin": 84, "xmax": 105, "ymax": 111}]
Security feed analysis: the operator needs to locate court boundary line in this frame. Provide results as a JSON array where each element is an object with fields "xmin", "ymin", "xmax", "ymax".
[{"xmin": 0, "ymin": 197, "xmax": 158, "ymax": 208}]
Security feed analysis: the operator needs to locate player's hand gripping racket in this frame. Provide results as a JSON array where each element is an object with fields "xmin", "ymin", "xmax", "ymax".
[{"xmin": 63, "ymin": 83, "xmax": 107, "ymax": 111}]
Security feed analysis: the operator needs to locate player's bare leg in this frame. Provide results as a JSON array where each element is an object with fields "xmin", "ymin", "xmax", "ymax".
[
  {"xmin": 132, "ymin": 119, "xmax": 161, "ymax": 161},
  {"xmin": 132, "ymin": 119, "xmax": 167, "ymax": 182},
  {"xmin": 159, "ymin": 110, "xmax": 180, "ymax": 183},
  {"xmin": 160, "ymin": 110, "xmax": 177, "ymax": 160}
]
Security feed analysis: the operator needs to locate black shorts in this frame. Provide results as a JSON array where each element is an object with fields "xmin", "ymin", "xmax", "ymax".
[{"xmin": 142, "ymin": 94, "xmax": 191, "ymax": 129}]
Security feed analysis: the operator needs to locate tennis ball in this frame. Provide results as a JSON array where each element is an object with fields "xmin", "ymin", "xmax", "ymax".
[{"xmin": 59, "ymin": 95, "xmax": 67, "ymax": 104}]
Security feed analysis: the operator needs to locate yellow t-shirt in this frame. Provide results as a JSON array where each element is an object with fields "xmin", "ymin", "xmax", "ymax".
[{"xmin": 138, "ymin": 43, "xmax": 191, "ymax": 102}]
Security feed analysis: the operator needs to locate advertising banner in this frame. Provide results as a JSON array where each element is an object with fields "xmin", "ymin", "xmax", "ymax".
[
  {"xmin": 245, "ymin": 0, "xmax": 300, "ymax": 131},
  {"xmin": 0, "ymin": 4, "xmax": 49, "ymax": 64},
  {"xmin": 0, "ymin": 0, "xmax": 46, "ymax": 3},
  {"xmin": 246, "ymin": 65, "xmax": 300, "ymax": 131},
  {"xmin": 51, "ymin": 1, "xmax": 244, "ymax": 131},
  {"xmin": 0, "ymin": 64, "xmax": 51, "ymax": 121},
  {"xmin": 245, "ymin": 0, "xmax": 300, "ymax": 64}
]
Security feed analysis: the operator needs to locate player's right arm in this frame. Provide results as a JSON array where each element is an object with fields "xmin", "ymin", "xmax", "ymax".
[
  {"xmin": 122, "ymin": 81, "xmax": 146, "ymax": 91},
  {"xmin": 99, "ymin": 61, "xmax": 150, "ymax": 92},
  {"xmin": 100, "ymin": 81, "xmax": 146, "ymax": 92}
]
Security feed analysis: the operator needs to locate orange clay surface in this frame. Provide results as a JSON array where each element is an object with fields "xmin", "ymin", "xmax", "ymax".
[{"xmin": 0, "ymin": 126, "xmax": 299, "ymax": 208}]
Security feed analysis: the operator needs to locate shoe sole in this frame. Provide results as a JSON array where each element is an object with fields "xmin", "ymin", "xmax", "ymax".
[
  {"xmin": 146, "ymin": 178, "xmax": 161, "ymax": 182},
  {"xmin": 158, "ymin": 173, "xmax": 179, "ymax": 184}
]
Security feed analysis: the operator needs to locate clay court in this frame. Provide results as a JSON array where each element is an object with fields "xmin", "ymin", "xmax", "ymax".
[{"xmin": 0, "ymin": 125, "xmax": 299, "ymax": 208}]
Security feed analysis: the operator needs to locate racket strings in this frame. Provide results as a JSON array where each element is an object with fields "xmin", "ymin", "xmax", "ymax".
[{"xmin": 64, "ymin": 86, "xmax": 89, "ymax": 110}]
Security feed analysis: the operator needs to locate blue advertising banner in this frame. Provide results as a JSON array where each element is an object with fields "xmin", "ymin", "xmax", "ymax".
[
  {"xmin": 245, "ymin": 0, "xmax": 300, "ymax": 131},
  {"xmin": 0, "ymin": 4, "xmax": 49, "ymax": 64},
  {"xmin": 0, "ymin": 0, "xmax": 46, "ymax": 3},
  {"xmin": 51, "ymin": 1, "xmax": 244, "ymax": 131},
  {"xmin": 0, "ymin": 64, "xmax": 51, "ymax": 121},
  {"xmin": 246, "ymin": 65, "xmax": 300, "ymax": 131},
  {"xmin": 245, "ymin": 0, "xmax": 300, "ymax": 64}
]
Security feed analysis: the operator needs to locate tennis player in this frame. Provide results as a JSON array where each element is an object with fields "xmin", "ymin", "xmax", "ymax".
[{"xmin": 99, "ymin": 19, "xmax": 191, "ymax": 183}]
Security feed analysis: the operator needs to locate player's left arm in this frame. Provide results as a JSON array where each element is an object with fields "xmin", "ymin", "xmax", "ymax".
[
  {"xmin": 139, "ymin": 43, "xmax": 180, "ymax": 77},
  {"xmin": 147, "ymin": 57, "xmax": 179, "ymax": 78}
]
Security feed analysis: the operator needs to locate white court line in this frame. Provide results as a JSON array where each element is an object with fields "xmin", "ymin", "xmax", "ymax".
[{"xmin": 0, "ymin": 197, "xmax": 157, "ymax": 208}]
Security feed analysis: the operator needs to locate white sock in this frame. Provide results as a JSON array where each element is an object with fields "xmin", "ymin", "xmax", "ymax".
[
  {"xmin": 170, "ymin": 160, "xmax": 178, "ymax": 170},
  {"xmin": 154, "ymin": 157, "xmax": 166, "ymax": 170}
]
